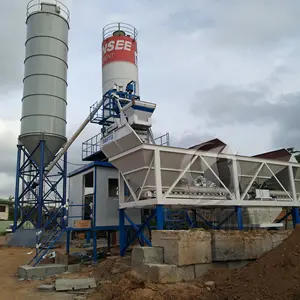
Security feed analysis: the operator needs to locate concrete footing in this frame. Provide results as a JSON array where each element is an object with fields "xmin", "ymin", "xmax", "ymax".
[
  {"xmin": 131, "ymin": 229, "xmax": 292, "ymax": 283},
  {"xmin": 18, "ymin": 263, "xmax": 81, "ymax": 279},
  {"xmin": 18, "ymin": 264, "xmax": 67, "ymax": 279},
  {"xmin": 131, "ymin": 246, "xmax": 164, "ymax": 268},
  {"xmin": 152, "ymin": 230, "xmax": 212, "ymax": 266}
]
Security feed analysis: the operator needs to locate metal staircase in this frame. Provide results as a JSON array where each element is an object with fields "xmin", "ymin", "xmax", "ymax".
[
  {"xmin": 28, "ymin": 206, "xmax": 67, "ymax": 266},
  {"xmin": 29, "ymin": 228, "xmax": 66, "ymax": 266}
]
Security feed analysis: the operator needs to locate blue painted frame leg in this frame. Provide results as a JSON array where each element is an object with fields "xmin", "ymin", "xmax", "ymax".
[
  {"xmin": 92, "ymin": 230, "xmax": 97, "ymax": 263},
  {"xmin": 86, "ymin": 231, "xmax": 91, "ymax": 244},
  {"xmin": 119, "ymin": 209, "xmax": 126, "ymax": 256},
  {"xmin": 13, "ymin": 145, "xmax": 22, "ymax": 232},
  {"xmin": 61, "ymin": 152, "xmax": 67, "ymax": 229},
  {"xmin": 156, "ymin": 205, "xmax": 164, "ymax": 230},
  {"xmin": 107, "ymin": 231, "xmax": 111, "ymax": 252},
  {"xmin": 66, "ymin": 231, "xmax": 71, "ymax": 255},
  {"xmin": 235, "ymin": 206, "xmax": 243, "ymax": 230},
  {"xmin": 292, "ymin": 208, "xmax": 300, "ymax": 228},
  {"xmin": 37, "ymin": 141, "xmax": 45, "ymax": 230}
]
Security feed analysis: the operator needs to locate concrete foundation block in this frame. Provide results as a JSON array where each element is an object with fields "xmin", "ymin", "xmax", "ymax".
[
  {"xmin": 244, "ymin": 231, "xmax": 273, "ymax": 259},
  {"xmin": 195, "ymin": 260, "xmax": 252, "ymax": 278},
  {"xmin": 67, "ymin": 264, "xmax": 81, "ymax": 273},
  {"xmin": 131, "ymin": 246, "xmax": 163, "ymax": 268},
  {"xmin": 18, "ymin": 264, "xmax": 67, "ymax": 279},
  {"xmin": 211, "ymin": 231, "xmax": 246, "ymax": 261},
  {"xmin": 176, "ymin": 265, "xmax": 195, "ymax": 282},
  {"xmin": 38, "ymin": 285, "xmax": 55, "ymax": 292},
  {"xmin": 55, "ymin": 278, "xmax": 96, "ymax": 291},
  {"xmin": 152, "ymin": 230, "xmax": 211, "ymax": 266},
  {"xmin": 270, "ymin": 230, "xmax": 292, "ymax": 248},
  {"xmin": 132, "ymin": 263, "xmax": 150, "ymax": 279},
  {"xmin": 146, "ymin": 263, "xmax": 194, "ymax": 283}
]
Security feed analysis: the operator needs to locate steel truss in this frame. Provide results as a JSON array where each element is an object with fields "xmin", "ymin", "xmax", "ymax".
[
  {"xmin": 13, "ymin": 141, "xmax": 68, "ymax": 265},
  {"xmin": 112, "ymin": 144, "xmax": 300, "ymax": 255},
  {"xmin": 112, "ymin": 144, "xmax": 300, "ymax": 208}
]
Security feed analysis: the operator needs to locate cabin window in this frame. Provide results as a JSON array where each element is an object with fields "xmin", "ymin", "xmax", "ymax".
[{"xmin": 108, "ymin": 178, "xmax": 118, "ymax": 197}]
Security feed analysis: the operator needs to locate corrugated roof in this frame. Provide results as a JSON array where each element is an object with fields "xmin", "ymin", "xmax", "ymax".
[
  {"xmin": 189, "ymin": 138, "xmax": 227, "ymax": 152},
  {"xmin": 68, "ymin": 161, "xmax": 115, "ymax": 178},
  {"xmin": 252, "ymin": 148, "xmax": 292, "ymax": 162}
]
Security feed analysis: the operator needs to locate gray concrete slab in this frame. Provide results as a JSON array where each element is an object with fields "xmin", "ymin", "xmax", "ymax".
[
  {"xmin": 38, "ymin": 285, "xmax": 55, "ymax": 292},
  {"xmin": 18, "ymin": 264, "xmax": 67, "ymax": 279},
  {"xmin": 55, "ymin": 278, "xmax": 96, "ymax": 291}
]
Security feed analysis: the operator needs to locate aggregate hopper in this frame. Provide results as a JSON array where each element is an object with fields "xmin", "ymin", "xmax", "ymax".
[{"xmin": 100, "ymin": 94, "xmax": 300, "ymax": 228}]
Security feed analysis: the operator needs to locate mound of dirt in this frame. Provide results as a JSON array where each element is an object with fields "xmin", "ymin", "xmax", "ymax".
[
  {"xmin": 89, "ymin": 227, "xmax": 300, "ymax": 300},
  {"xmin": 212, "ymin": 226, "xmax": 300, "ymax": 300}
]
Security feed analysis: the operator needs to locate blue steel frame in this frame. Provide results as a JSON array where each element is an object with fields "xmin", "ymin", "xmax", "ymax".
[
  {"xmin": 118, "ymin": 205, "xmax": 165, "ymax": 256},
  {"xmin": 90, "ymin": 88, "xmax": 141, "ymax": 127},
  {"xmin": 13, "ymin": 141, "xmax": 68, "ymax": 234}
]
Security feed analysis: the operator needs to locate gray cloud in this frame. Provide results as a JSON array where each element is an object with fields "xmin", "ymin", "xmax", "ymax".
[
  {"xmin": 191, "ymin": 83, "xmax": 300, "ymax": 150},
  {"xmin": 0, "ymin": 2, "xmax": 26, "ymax": 91},
  {"xmin": 210, "ymin": 0, "xmax": 300, "ymax": 48},
  {"xmin": 1, "ymin": 0, "xmax": 300, "ymax": 197}
]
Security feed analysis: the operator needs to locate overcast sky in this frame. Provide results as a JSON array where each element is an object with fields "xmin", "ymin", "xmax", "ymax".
[{"xmin": 0, "ymin": 0, "xmax": 300, "ymax": 197}]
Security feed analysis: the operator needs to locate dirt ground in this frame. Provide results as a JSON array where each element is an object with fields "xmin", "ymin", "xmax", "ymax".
[{"xmin": 2, "ymin": 227, "xmax": 300, "ymax": 300}]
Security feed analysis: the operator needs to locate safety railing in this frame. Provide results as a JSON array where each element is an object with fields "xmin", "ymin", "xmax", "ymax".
[
  {"xmin": 82, "ymin": 133, "xmax": 102, "ymax": 160},
  {"xmin": 154, "ymin": 132, "xmax": 170, "ymax": 146},
  {"xmin": 103, "ymin": 22, "xmax": 138, "ymax": 40},
  {"xmin": 27, "ymin": 0, "xmax": 70, "ymax": 23}
]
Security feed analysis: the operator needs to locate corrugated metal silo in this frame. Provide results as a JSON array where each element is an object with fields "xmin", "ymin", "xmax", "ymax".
[{"xmin": 20, "ymin": 1, "xmax": 70, "ymax": 166}]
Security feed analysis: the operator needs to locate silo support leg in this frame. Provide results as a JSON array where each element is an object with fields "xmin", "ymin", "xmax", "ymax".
[{"xmin": 66, "ymin": 231, "xmax": 71, "ymax": 255}]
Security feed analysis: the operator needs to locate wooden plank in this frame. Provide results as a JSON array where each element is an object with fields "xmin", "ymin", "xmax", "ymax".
[{"xmin": 74, "ymin": 220, "xmax": 91, "ymax": 228}]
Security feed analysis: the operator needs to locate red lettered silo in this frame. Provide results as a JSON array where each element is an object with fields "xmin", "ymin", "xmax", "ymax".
[{"xmin": 102, "ymin": 23, "xmax": 139, "ymax": 95}]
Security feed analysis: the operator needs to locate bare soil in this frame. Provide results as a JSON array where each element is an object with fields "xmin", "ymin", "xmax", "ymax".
[{"xmin": 1, "ymin": 227, "xmax": 300, "ymax": 300}]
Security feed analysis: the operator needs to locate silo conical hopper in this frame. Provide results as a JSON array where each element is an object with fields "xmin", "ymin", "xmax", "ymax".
[{"xmin": 19, "ymin": 1, "xmax": 70, "ymax": 167}]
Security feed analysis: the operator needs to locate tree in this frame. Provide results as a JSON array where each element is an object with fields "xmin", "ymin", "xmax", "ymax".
[{"xmin": 287, "ymin": 147, "xmax": 300, "ymax": 163}]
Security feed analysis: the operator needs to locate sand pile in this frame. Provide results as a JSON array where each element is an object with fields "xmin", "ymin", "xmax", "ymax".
[{"xmin": 212, "ymin": 226, "xmax": 300, "ymax": 300}]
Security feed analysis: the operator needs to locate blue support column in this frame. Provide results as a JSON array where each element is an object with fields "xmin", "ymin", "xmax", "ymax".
[
  {"xmin": 92, "ymin": 166, "xmax": 97, "ymax": 263},
  {"xmin": 107, "ymin": 231, "xmax": 111, "ymax": 252},
  {"xmin": 235, "ymin": 206, "xmax": 243, "ymax": 230},
  {"xmin": 92, "ymin": 230, "xmax": 97, "ymax": 263},
  {"xmin": 13, "ymin": 145, "xmax": 22, "ymax": 232},
  {"xmin": 61, "ymin": 152, "xmax": 67, "ymax": 229},
  {"xmin": 156, "ymin": 205, "xmax": 164, "ymax": 230},
  {"xmin": 86, "ymin": 231, "xmax": 91, "ymax": 243},
  {"xmin": 37, "ymin": 141, "xmax": 45, "ymax": 229},
  {"xmin": 119, "ymin": 209, "xmax": 125, "ymax": 256},
  {"xmin": 292, "ymin": 208, "xmax": 300, "ymax": 228},
  {"xmin": 66, "ymin": 231, "xmax": 71, "ymax": 254}
]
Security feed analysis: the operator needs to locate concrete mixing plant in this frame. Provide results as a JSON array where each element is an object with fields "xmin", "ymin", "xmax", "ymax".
[{"xmin": 11, "ymin": 3, "xmax": 300, "ymax": 266}]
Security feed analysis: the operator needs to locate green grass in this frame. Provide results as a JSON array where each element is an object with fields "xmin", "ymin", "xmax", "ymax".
[{"xmin": 0, "ymin": 220, "xmax": 12, "ymax": 233}]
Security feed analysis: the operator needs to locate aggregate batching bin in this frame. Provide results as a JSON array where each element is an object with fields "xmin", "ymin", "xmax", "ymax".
[{"xmin": 20, "ymin": 1, "xmax": 70, "ymax": 166}]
